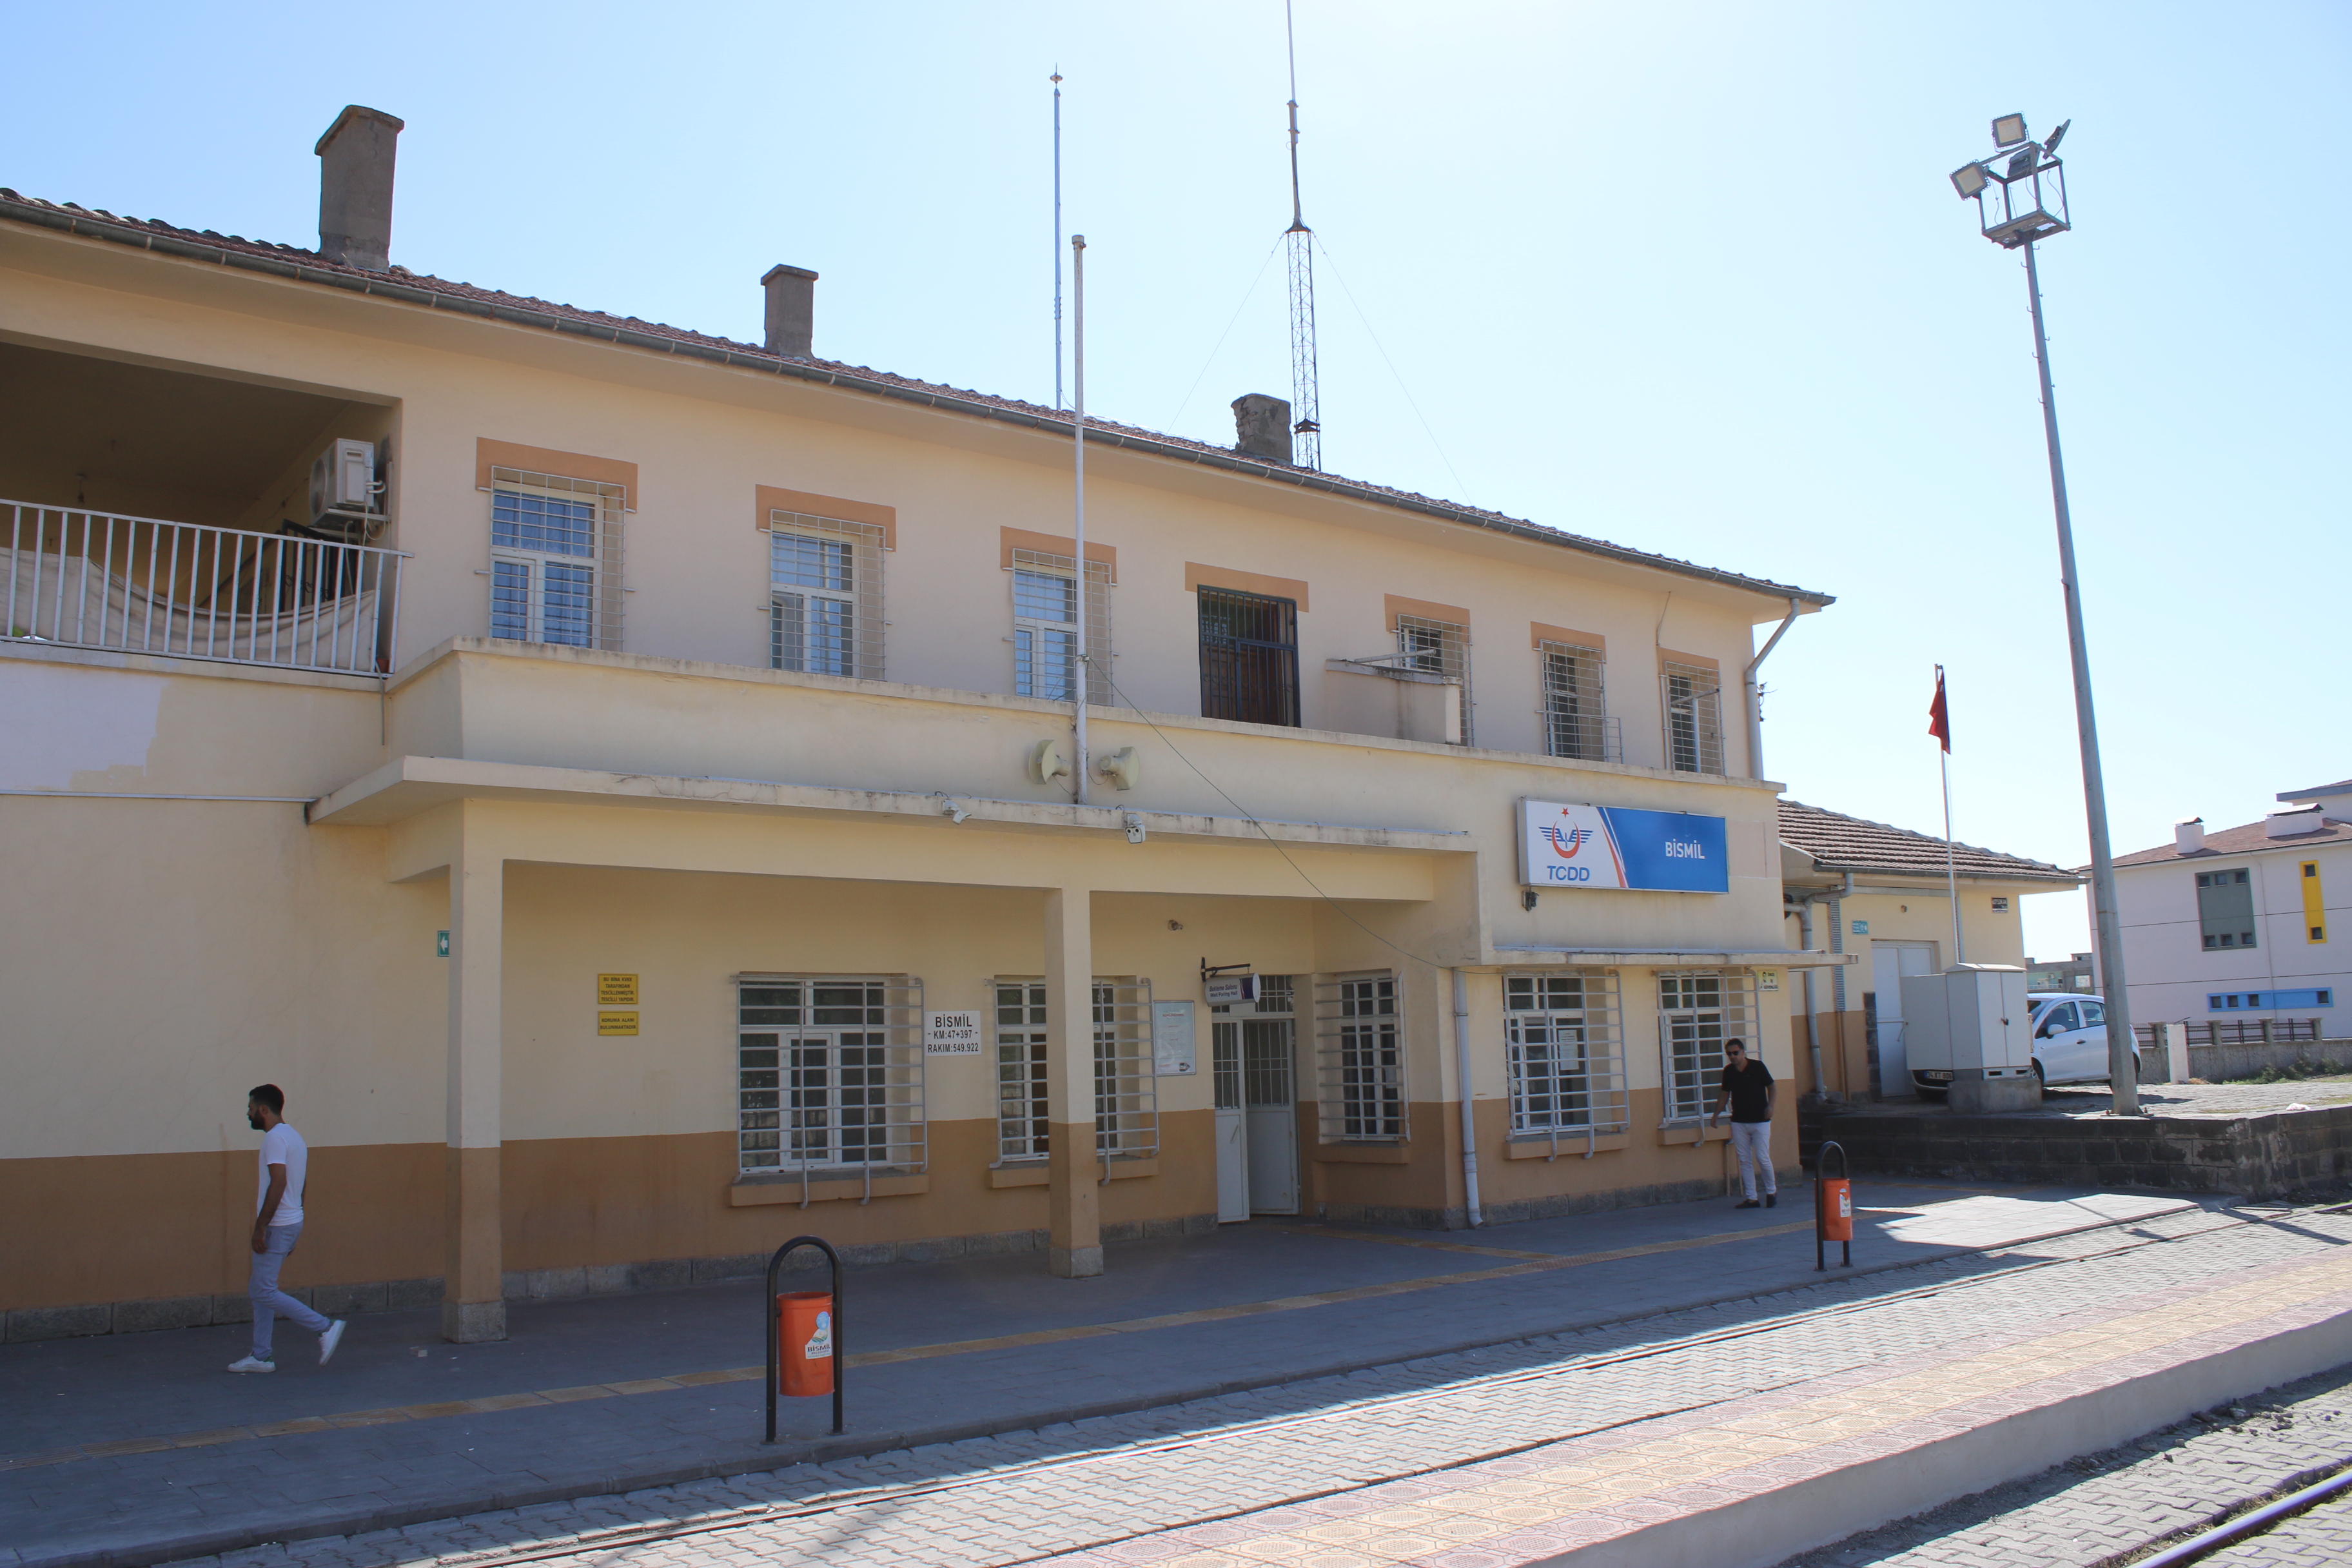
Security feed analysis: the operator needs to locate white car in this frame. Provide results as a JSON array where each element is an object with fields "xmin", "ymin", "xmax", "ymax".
[{"xmin": 2026, "ymin": 992, "xmax": 2133, "ymax": 1086}]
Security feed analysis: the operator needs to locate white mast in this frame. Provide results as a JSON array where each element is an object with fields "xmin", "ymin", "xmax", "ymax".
[
  {"xmin": 1284, "ymin": 0, "xmax": 1320, "ymax": 469},
  {"xmin": 1071, "ymin": 233, "xmax": 1089, "ymax": 805},
  {"xmin": 1052, "ymin": 71, "xmax": 1065, "ymax": 409}
]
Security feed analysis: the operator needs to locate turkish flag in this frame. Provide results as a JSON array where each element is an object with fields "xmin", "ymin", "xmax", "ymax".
[{"xmin": 1928, "ymin": 669, "xmax": 1951, "ymax": 753}]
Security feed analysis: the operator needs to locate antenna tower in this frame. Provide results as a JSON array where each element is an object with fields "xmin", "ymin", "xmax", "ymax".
[{"xmin": 1283, "ymin": 0, "xmax": 1320, "ymax": 469}]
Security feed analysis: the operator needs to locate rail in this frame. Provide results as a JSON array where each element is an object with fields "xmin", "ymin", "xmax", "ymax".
[
  {"xmin": 2135, "ymin": 1018, "xmax": 2324, "ymax": 1049},
  {"xmin": 4, "ymin": 501, "xmax": 405, "ymax": 676}
]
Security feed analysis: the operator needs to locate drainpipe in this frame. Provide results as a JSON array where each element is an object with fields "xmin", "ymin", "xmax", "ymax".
[
  {"xmin": 1742, "ymin": 598, "xmax": 1801, "ymax": 780},
  {"xmin": 1451, "ymin": 968, "xmax": 1483, "ymax": 1228},
  {"xmin": 1787, "ymin": 896, "xmax": 1830, "ymax": 1102},
  {"xmin": 1829, "ymin": 873, "xmax": 1852, "ymax": 1095}
]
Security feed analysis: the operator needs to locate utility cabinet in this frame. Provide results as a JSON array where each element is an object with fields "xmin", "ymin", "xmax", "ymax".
[{"xmin": 1899, "ymin": 965, "xmax": 2034, "ymax": 1095}]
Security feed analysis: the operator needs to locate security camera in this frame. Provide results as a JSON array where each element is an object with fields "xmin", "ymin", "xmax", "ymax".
[
  {"xmin": 1123, "ymin": 812, "xmax": 1147, "ymax": 845},
  {"xmin": 941, "ymin": 798, "xmax": 970, "ymax": 825}
]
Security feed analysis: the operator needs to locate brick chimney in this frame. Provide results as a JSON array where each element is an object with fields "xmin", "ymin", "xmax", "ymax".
[
  {"xmin": 762, "ymin": 264, "xmax": 818, "ymax": 357},
  {"xmin": 1231, "ymin": 393, "xmax": 1293, "ymax": 465},
  {"xmin": 315, "ymin": 106, "xmax": 404, "ymax": 272}
]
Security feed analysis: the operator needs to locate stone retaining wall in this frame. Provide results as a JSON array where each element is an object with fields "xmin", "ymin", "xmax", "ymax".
[
  {"xmin": 2187, "ymin": 1037, "xmax": 2352, "ymax": 1083},
  {"xmin": 1807, "ymin": 1103, "xmax": 2352, "ymax": 1199}
]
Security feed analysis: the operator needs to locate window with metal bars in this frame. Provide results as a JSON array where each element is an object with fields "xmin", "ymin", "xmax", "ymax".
[
  {"xmin": 735, "ymin": 977, "xmax": 925, "ymax": 1177},
  {"xmin": 1658, "ymin": 970, "xmax": 1754, "ymax": 1122},
  {"xmin": 1396, "ymin": 615, "xmax": 1472, "ymax": 744},
  {"xmin": 1313, "ymin": 972, "xmax": 1406, "ymax": 1141},
  {"xmin": 1505, "ymin": 972, "xmax": 1629, "ymax": 1138},
  {"xmin": 1539, "ymin": 642, "xmax": 1616, "ymax": 762},
  {"xmin": 991, "ymin": 977, "xmax": 1159, "ymax": 1162},
  {"xmin": 1010, "ymin": 549, "xmax": 1112, "ymax": 704},
  {"xmin": 1197, "ymin": 587, "xmax": 1300, "ymax": 727},
  {"xmin": 1662, "ymin": 662, "xmax": 1725, "ymax": 775},
  {"xmin": 487, "ymin": 468, "xmax": 625, "ymax": 651},
  {"xmin": 769, "ymin": 511, "xmax": 885, "ymax": 680}
]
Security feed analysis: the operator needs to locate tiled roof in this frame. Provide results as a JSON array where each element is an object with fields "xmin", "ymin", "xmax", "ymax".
[
  {"xmin": 2113, "ymin": 815, "xmax": 2351, "ymax": 868},
  {"xmin": 1778, "ymin": 799, "xmax": 2080, "ymax": 885},
  {"xmin": 0, "ymin": 188, "xmax": 1834, "ymax": 608}
]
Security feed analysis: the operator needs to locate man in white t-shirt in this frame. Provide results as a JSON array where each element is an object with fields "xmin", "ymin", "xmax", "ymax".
[{"xmin": 227, "ymin": 1084, "xmax": 348, "ymax": 1373}]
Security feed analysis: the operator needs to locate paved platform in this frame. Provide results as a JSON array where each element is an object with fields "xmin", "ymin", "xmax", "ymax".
[
  {"xmin": 130, "ymin": 1196, "xmax": 2352, "ymax": 1568},
  {"xmin": 1777, "ymin": 1362, "xmax": 2352, "ymax": 1566},
  {"xmin": 0, "ymin": 1184, "xmax": 2207, "ymax": 1568}
]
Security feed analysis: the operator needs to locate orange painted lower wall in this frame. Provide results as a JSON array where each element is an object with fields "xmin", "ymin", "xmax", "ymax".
[
  {"xmin": 0, "ymin": 1144, "xmax": 446, "ymax": 1311},
  {"xmin": 5, "ymin": 1092, "xmax": 1805, "ymax": 1314}
]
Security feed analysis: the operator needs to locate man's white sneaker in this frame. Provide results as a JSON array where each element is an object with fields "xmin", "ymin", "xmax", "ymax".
[
  {"xmin": 227, "ymin": 1355, "xmax": 276, "ymax": 1373},
  {"xmin": 319, "ymin": 1319, "xmax": 347, "ymax": 1365}
]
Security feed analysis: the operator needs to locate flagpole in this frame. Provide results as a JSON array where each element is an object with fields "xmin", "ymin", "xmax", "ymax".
[{"xmin": 1937, "ymin": 664, "xmax": 1963, "ymax": 965}]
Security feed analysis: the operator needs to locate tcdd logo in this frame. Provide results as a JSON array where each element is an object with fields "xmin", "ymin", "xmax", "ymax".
[
  {"xmin": 1542, "ymin": 821, "xmax": 1593, "ymax": 861},
  {"xmin": 1545, "ymin": 864, "xmax": 1592, "ymax": 883}
]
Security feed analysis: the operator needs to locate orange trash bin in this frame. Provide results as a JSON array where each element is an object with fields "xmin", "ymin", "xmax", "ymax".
[
  {"xmin": 1819, "ymin": 1178, "xmax": 1854, "ymax": 1241},
  {"xmin": 778, "ymin": 1291, "xmax": 836, "ymax": 1396}
]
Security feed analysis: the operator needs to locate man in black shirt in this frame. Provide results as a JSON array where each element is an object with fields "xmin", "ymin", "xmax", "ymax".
[{"xmin": 1709, "ymin": 1038, "xmax": 1777, "ymax": 1209}]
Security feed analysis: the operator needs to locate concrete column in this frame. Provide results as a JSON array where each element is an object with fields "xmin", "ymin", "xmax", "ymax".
[
  {"xmin": 442, "ymin": 825, "xmax": 506, "ymax": 1342},
  {"xmin": 1043, "ymin": 887, "xmax": 1102, "ymax": 1278}
]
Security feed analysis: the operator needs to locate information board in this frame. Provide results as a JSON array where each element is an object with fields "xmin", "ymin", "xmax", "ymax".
[{"xmin": 1152, "ymin": 1001, "xmax": 1197, "ymax": 1076}]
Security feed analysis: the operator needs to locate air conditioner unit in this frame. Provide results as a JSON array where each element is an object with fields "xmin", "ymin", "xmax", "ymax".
[{"xmin": 308, "ymin": 439, "xmax": 380, "ymax": 532}]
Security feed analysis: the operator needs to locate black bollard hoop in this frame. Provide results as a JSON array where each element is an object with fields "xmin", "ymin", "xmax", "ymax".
[{"xmin": 764, "ymin": 1234, "xmax": 844, "ymax": 1442}]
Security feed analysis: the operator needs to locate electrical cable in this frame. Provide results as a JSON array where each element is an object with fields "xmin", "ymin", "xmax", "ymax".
[
  {"xmin": 1310, "ymin": 233, "xmax": 1471, "ymax": 498},
  {"xmin": 1166, "ymin": 237, "xmax": 1285, "ymax": 433},
  {"xmin": 1084, "ymin": 656, "xmax": 1451, "ymax": 974}
]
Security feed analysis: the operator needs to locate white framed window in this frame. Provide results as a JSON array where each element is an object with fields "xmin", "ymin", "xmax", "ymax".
[
  {"xmin": 992, "ymin": 976, "xmax": 1160, "ymax": 1162},
  {"xmin": 769, "ymin": 510, "xmax": 885, "ymax": 679},
  {"xmin": 1210, "ymin": 974, "xmax": 1297, "ymax": 1113},
  {"xmin": 1658, "ymin": 970, "xmax": 1754, "ymax": 1122},
  {"xmin": 1662, "ymin": 661, "xmax": 1725, "ymax": 775},
  {"xmin": 487, "ymin": 467, "xmax": 625, "ymax": 651},
  {"xmin": 1539, "ymin": 642, "xmax": 1617, "ymax": 762},
  {"xmin": 1506, "ymin": 971, "xmax": 1628, "ymax": 1139},
  {"xmin": 736, "ymin": 975, "xmax": 925, "ymax": 1178},
  {"xmin": 1314, "ymin": 970, "xmax": 1406, "ymax": 1141},
  {"xmin": 1397, "ymin": 614, "xmax": 1472, "ymax": 745},
  {"xmin": 995, "ymin": 979, "xmax": 1050, "ymax": 1161},
  {"xmin": 1010, "ymin": 547, "xmax": 1112, "ymax": 704}
]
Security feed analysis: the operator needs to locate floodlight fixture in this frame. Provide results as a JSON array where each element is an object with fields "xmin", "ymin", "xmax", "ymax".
[
  {"xmin": 1950, "ymin": 161, "xmax": 1990, "ymax": 199},
  {"xmin": 2042, "ymin": 119, "xmax": 2069, "ymax": 155},
  {"xmin": 1992, "ymin": 113, "xmax": 2028, "ymax": 148}
]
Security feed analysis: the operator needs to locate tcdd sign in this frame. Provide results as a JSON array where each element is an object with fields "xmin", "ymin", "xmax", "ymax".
[{"xmin": 1518, "ymin": 799, "xmax": 1729, "ymax": 894}]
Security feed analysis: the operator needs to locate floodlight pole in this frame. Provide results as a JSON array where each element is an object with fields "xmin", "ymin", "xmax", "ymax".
[{"xmin": 2019, "ymin": 237, "xmax": 2139, "ymax": 1115}]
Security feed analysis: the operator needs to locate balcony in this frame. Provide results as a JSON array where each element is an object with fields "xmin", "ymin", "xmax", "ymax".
[{"xmin": 5, "ymin": 500, "xmax": 404, "ymax": 675}]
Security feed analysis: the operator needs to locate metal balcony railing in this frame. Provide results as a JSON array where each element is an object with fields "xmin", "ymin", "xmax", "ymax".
[{"xmin": 5, "ymin": 502, "xmax": 405, "ymax": 676}]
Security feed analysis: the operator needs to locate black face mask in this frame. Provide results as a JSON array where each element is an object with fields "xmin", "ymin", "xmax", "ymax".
[{"xmin": 248, "ymin": 1112, "xmax": 266, "ymax": 1130}]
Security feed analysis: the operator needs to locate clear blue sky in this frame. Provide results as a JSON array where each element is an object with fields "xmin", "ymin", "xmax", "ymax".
[{"xmin": 9, "ymin": 3, "xmax": 2345, "ymax": 962}]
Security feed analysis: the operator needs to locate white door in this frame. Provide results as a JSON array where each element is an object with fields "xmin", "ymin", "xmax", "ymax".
[
  {"xmin": 1212, "ymin": 1022, "xmax": 1250, "ymax": 1222},
  {"xmin": 1242, "ymin": 1018, "xmax": 1299, "ymax": 1214},
  {"xmin": 1870, "ymin": 943, "xmax": 1939, "ymax": 1097}
]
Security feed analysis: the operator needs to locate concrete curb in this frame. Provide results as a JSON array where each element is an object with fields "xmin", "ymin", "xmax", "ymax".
[
  {"xmin": 1537, "ymin": 1298, "xmax": 2352, "ymax": 1565},
  {"xmin": 2, "ymin": 1204, "xmax": 2225, "ymax": 1568}
]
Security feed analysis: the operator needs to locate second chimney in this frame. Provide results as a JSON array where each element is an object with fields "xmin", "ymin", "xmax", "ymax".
[
  {"xmin": 763, "ymin": 265, "xmax": 818, "ymax": 358},
  {"xmin": 1232, "ymin": 393, "xmax": 1293, "ymax": 465},
  {"xmin": 2174, "ymin": 816, "xmax": 2205, "ymax": 854},
  {"xmin": 316, "ymin": 105, "xmax": 404, "ymax": 272}
]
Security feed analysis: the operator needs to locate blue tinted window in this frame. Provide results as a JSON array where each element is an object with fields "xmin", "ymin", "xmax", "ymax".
[{"xmin": 492, "ymin": 492, "xmax": 597, "ymax": 557}]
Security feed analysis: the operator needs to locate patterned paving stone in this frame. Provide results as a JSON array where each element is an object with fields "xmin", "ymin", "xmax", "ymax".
[{"xmin": 148, "ymin": 1202, "xmax": 2352, "ymax": 1568}]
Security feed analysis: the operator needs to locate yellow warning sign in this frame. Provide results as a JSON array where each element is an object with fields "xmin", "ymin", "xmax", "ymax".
[
  {"xmin": 598, "ymin": 974, "xmax": 640, "ymax": 1006},
  {"xmin": 597, "ymin": 1010, "xmax": 640, "ymax": 1037}
]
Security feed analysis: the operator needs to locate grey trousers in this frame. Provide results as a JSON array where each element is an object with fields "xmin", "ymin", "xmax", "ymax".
[
  {"xmin": 250, "ymin": 1222, "xmax": 329, "ymax": 1358},
  {"xmin": 1730, "ymin": 1120, "xmax": 1777, "ymax": 1199}
]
